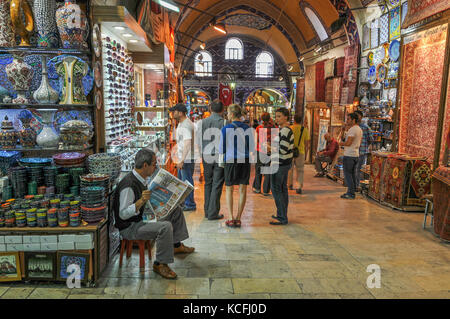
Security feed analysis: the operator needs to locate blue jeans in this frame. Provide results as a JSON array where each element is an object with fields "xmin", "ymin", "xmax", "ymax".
[
  {"xmin": 270, "ymin": 163, "xmax": 291, "ymax": 224},
  {"xmin": 343, "ymin": 156, "xmax": 359, "ymax": 196},
  {"xmin": 356, "ymin": 154, "xmax": 367, "ymax": 189},
  {"xmin": 178, "ymin": 162, "xmax": 196, "ymax": 209}
]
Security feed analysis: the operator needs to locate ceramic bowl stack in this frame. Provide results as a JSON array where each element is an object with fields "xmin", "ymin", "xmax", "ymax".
[
  {"xmin": 80, "ymin": 185, "xmax": 106, "ymax": 224},
  {"xmin": 8, "ymin": 167, "xmax": 28, "ymax": 199},
  {"xmin": 19, "ymin": 158, "xmax": 53, "ymax": 187},
  {"xmin": 80, "ymin": 173, "xmax": 110, "ymax": 193},
  {"xmin": 87, "ymin": 153, "xmax": 122, "ymax": 185},
  {"xmin": 43, "ymin": 166, "xmax": 58, "ymax": 187},
  {"xmin": 52, "ymin": 152, "xmax": 87, "ymax": 168},
  {"xmin": 0, "ymin": 151, "xmax": 22, "ymax": 175}
]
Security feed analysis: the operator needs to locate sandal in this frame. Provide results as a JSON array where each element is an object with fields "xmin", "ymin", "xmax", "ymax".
[{"xmin": 225, "ymin": 219, "xmax": 235, "ymax": 227}]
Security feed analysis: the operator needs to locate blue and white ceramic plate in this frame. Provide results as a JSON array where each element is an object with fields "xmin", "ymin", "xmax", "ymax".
[
  {"xmin": 389, "ymin": 40, "xmax": 400, "ymax": 62},
  {"xmin": 368, "ymin": 66, "xmax": 377, "ymax": 84}
]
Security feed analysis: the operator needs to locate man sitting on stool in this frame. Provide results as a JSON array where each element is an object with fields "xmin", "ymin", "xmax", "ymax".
[
  {"xmin": 314, "ymin": 133, "xmax": 339, "ymax": 177},
  {"xmin": 113, "ymin": 149, "xmax": 195, "ymax": 280}
]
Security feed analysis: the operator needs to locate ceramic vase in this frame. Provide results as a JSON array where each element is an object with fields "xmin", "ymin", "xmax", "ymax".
[
  {"xmin": 33, "ymin": 0, "xmax": 59, "ymax": 48},
  {"xmin": 5, "ymin": 53, "xmax": 34, "ymax": 104},
  {"xmin": 33, "ymin": 56, "xmax": 59, "ymax": 104},
  {"xmin": 0, "ymin": 116, "xmax": 18, "ymax": 149},
  {"xmin": 18, "ymin": 110, "xmax": 37, "ymax": 148},
  {"xmin": 10, "ymin": 0, "xmax": 34, "ymax": 46},
  {"xmin": 0, "ymin": 0, "xmax": 15, "ymax": 47},
  {"xmin": 56, "ymin": 56, "xmax": 88, "ymax": 104},
  {"xmin": 36, "ymin": 110, "xmax": 59, "ymax": 148},
  {"xmin": 55, "ymin": 0, "xmax": 88, "ymax": 50}
]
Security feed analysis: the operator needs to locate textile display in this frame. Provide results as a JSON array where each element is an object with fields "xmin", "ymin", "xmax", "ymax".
[
  {"xmin": 335, "ymin": 57, "xmax": 345, "ymax": 77},
  {"xmin": 371, "ymin": 19, "xmax": 379, "ymax": 48},
  {"xmin": 315, "ymin": 61, "xmax": 326, "ymax": 102},
  {"xmin": 340, "ymin": 44, "xmax": 359, "ymax": 105},
  {"xmin": 317, "ymin": 120, "xmax": 329, "ymax": 153},
  {"xmin": 295, "ymin": 78, "xmax": 305, "ymax": 117},
  {"xmin": 440, "ymin": 70, "xmax": 450, "ymax": 164},
  {"xmin": 324, "ymin": 59, "xmax": 335, "ymax": 79},
  {"xmin": 325, "ymin": 79, "xmax": 333, "ymax": 104},
  {"xmin": 363, "ymin": 23, "xmax": 371, "ymax": 51},
  {"xmin": 332, "ymin": 77, "xmax": 342, "ymax": 104},
  {"xmin": 379, "ymin": 13, "xmax": 390, "ymax": 44},
  {"xmin": 402, "ymin": 0, "xmax": 450, "ymax": 29},
  {"xmin": 432, "ymin": 166, "xmax": 450, "ymax": 241},
  {"xmin": 359, "ymin": 56, "xmax": 369, "ymax": 83},
  {"xmin": 305, "ymin": 64, "xmax": 316, "ymax": 102},
  {"xmin": 389, "ymin": 5, "xmax": 401, "ymax": 40},
  {"xmin": 406, "ymin": 159, "xmax": 432, "ymax": 206},
  {"xmin": 398, "ymin": 24, "xmax": 448, "ymax": 161},
  {"xmin": 380, "ymin": 156, "xmax": 410, "ymax": 208},
  {"xmin": 368, "ymin": 153, "xmax": 388, "ymax": 201},
  {"xmin": 219, "ymin": 83, "xmax": 233, "ymax": 106},
  {"xmin": 331, "ymin": 104, "xmax": 345, "ymax": 126}
]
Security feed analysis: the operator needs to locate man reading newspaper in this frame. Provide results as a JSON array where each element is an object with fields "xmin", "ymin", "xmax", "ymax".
[{"xmin": 113, "ymin": 149, "xmax": 195, "ymax": 280}]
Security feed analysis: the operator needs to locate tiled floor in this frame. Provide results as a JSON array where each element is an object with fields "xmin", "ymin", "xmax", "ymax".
[{"xmin": 1, "ymin": 165, "xmax": 449, "ymax": 299}]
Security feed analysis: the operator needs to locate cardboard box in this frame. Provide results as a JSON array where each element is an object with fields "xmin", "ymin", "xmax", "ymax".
[
  {"xmin": 40, "ymin": 243, "xmax": 57, "ymax": 251},
  {"xmin": 75, "ymin": 234, "xmax": 93, "ymax": 243},
  {"xmin": 0, "ymin": 236, "xmax": 4, "ymax": 244},
  {"xmin": 40, "ymin": 235, "xmax": 58, "ymax": 244},
  {"xmin": 58, "ymin": 242, "xmax": 75, "ymax": 250},
  {"xmin": 23, "ymin": 235, "xmax": 41, "ymax": 244},
  {"xmin": 75, "ymin": 241, "xmax": 94, "ymax": 250},
  {"xmin": 58, "ymin": 234, "xmax": 76, "ymax": 243},
  {"xmin": 7, "ymin": 244, "xmax": 24, "ymax": 251},
  {"xmin": 23, "ymin": 243, "xmax": 41, "ymax": 251},
  {"xmin": 0, "ymin": 244, "xmax": 6, "ymax": 252},
  {"xmin": 5, "ymin": 236, "xmax": 22, "ymax": 244}
]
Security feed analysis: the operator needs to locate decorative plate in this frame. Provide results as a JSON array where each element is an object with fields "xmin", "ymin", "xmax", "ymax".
[
  {"xmin": 367, "ymin": 51, "xmax": 374, "ymax": 66},
  {"xmin": 382, "ymin": 43, "xmax": 390, "ymax": 63},
  {"xmin": 375, "ymin": 46, "xmax": 385, "ymax": 65},
  {"xmin": 19, "ymin": 158, "xmax": 52, "ymax": 165},
  {"xmin": 389, "ymin": 39, "xmax": 400, "ymax": 61},
  {"xmin": 92, "ymin": 24, "xmax": 101, "ymax": 58},
  {"xmin": 94, "ymin": 61, "xmax": 102, "ymax": 88},
  {"xmin": 368, "ymin": 66, "xmax": 377, "ymax": 84},
  {"xmin": 95, "ymin": 89, "xmax": 102, "ymax": 110},
  {"xmin": 387, "ymin": 62, "xmax": 399, "ymax": 79},
  {"xmin": 377, "ymin": 64, "xmax": 387, "ymax": 83},
  {"xmin": 53, "ymin": 152, "xmax": 86, "ymax": 161}
]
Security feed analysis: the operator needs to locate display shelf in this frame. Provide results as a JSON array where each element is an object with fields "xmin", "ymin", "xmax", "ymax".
[
  {"xmin": 0, "ymin": 220, "xmax": 106, "ymax": 233},
  {"xmin": 1, "ymin": 103, "xmax": 95, "ymax": 110},
  {"xmin": 0, "ymin": 47, "xmax": 91, "ymax": 56},
  {"xmin": 0, "ymin": 146, "xmax": 93, "ymax": 152},
  {"xmin": 134, "ymin": 107, "xmax": 166, "ymax": 112}
]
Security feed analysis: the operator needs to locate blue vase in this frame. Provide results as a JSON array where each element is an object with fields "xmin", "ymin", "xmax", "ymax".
[{"xmin": 34, "ymin": 0, "xmax": 60, "ymax": 48}]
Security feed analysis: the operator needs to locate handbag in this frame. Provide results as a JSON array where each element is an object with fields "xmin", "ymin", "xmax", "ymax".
[{"xmin": 293, "ymin": 126, "xmax": 305, "ymax": 158}]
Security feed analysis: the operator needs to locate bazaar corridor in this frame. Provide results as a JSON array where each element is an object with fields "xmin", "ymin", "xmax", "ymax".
[{"xmin": 0, "ymin": 165, "xmax": 449, "ymax": 299}]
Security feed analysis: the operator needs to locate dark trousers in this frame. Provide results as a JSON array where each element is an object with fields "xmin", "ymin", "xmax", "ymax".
[
  {"xmin": 252, "ymin": 152, "xmax": 271, "ymax": 194},
  {"xmin": 270, "ymin": 163, "xmax": 291, "ymax": 224},
  {"xmin": 203, "ymin": 161, "xmax": 225, "ymax": 218},
  {"xmin": 343, "ymin": 156, "xmax": 359, "ymax": 196},
  {"xmin": 177, "ymin": 162, "xmax": 196, "ymax": 209},
  {"xmin": 314, "ymin": 155, "xmax": 332, "ymax": 174}
]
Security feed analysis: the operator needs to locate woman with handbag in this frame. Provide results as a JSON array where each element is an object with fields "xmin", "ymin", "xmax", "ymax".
[
  {"xmin": 288, "ymin": 114, "xmax": 310, "ymax": 194},
  {"xmin": 219, "ymin": 104, "xmax": 254, "ymax": 228}
]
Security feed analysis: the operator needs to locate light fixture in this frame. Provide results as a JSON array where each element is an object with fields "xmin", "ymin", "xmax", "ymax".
[
  {"xmin": 213, "ymin": 23, "xmax": 227, "ymax": 34},
  {"xmin": 129, "ymin": 39, "xmax": 138, "ymax": 43},
  {"xmin": 200, "ymin": 42, "xmax": 206, "ymax": 50},
  {"xmin": 278, "ymin": 76, "xmax": 284, "ymax": 81},
  {"xmin": 287, "ymin": 65, "xmax": 293, "ymax": 72},
  {"xmin": 299, "ymin": 56, "xmax": 304, "ymax": 62},
  {"xmin": 114, "ymin": 26, "xmax": 125, "ymax": 31},
  {"xmin": 122, "ymin": 33, "xmax": 133, "ymax": 38},
  {"xmin": 155, "ymin": 0, "xmax": 180, "ymax": 13},
  {"xmin": 230, "ymin": 82, "xmax": 236, "ymax": 89},
  {"xmin": 315, "ymin": 46, "xmax": 322, "ymax": 53}
]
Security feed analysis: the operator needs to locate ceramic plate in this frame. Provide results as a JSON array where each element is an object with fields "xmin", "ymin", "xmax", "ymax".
[
  {"xmin": 382, "ymin": 43, "xmax": 390, "ymax": 63},
  {"xmin": 368, "ymin": 66, "xmax": 377, "ymax": 84},
  {"xmin": 19, "ymin": 158, "xmax": 52, "ymax": 165},
  {"xmin": 376, "ymin": 46, "xmax": 385, "ymax": 65},
  {"xmin": 387, "ymin": 62, "xmax": 399, "ymax": 79},
  {"xmin": 377, "ymin": 64, "xmax": 387, "ymax": 82},
  {"xmin": 92, "ymin": 24, "xmax": 101, "ymax": 58},
  {"xmin": 53, "ymin": 152, "xmax": 86, "ymax": 161},
  {"xmin": 94, "ymin": 61, "xmax": 102, "ymax": 88},
  {"xmin": 367, "ymin": 51, "xmax": 374, "ymax": 66},
  {"xmin": 389, "ymin": 39, "xmax": 400, "ymax": 62}
]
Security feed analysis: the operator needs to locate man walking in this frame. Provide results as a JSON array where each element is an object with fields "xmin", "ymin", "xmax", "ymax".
[
  {"xmin": 339, "ymin": 113, "xmax": 363, "ymax": 199},
  {"xmin": 170, "ymin": 103, "xmax": 196, "ymax": 211},
  {"xmin": 354, "ymin": 110, "xmax": 372, "ymax": 190},
  {"xmin": 198, "ymin": 99, "xmax": 226, "ymax": 220}
]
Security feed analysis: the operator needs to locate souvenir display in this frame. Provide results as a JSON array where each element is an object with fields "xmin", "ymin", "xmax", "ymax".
[
  {"xmin": 377, "ymin": 64, "xmax": 387, "ymax": 83},
  {"xmin": 5, "ymin": 53, "xmax": 34, "ymax": 104},
  {"xmin": 371, "ymin": 19, "xmax": 379, "ymax": 49},
  {"xmin": 36, "ymin": 110, "xmax": 59, "ymax": 148},
  {"xmin": 9, "ymin": 166, "xmax": 27, "ymax": 198},
  {"xmin": 52, "ymin": 152, "xmax": 86, "ymax": 166},
  {"xmin": 387, "ymin": 0, "xmax": 399, "ymax": 9},
  {"xmin": 87, "ymin": 153, "xmax": 122, "ymax": 185},
  {"xmin": 388, "ymin": 88, "xmax": 397, "ymax": 103},
  {"xmin": 24, "ymin": 252, "xmax": 56, "ymax": 280},
  {"xmin": 57, "ymin": 252, "xmax": 89, "ymax": 283},
  {"xmin": 54, "ymin": 56, "xmax": 89, "ymax": 105},
  {"xmin": 33, "ymin": 0, "xmax": 59, "ymax": 48},
  {"xmin": 367, "ymin": 51, "xmax": 374, "ymax": 66},
  {"xmin": 0, "ymin": 116, "xmax": 18, "ymax": 149},
  {"xmin": 33, "ymin": 56, "xmax": 59, "ymax": 104},
  {"xmin": 55, "ymin": 0, "xmax": 88, "ymax": 50},
  {"xmin": 389, "ymin": 39, "xmax": 400, "ymax": 62},
  {"xmin": 92, "ymin": 24, "xmax": 101, "ymax": 58},
  {"xmin": 10, "ymin": 0, "xmax": 34, "ymax": 46},
  {"xmin": 382, "ymin": 43, "xmax": 390, "ymax": 63},
  {"xmin": 379, "ymin": 13, "xmax": 389, "ymax": 45},
  {"xmin": 0, "ymin": 151, "xmax": 21, "ymax": 175},
  {"xmin": 80, "ymin": 173, "xmax": 110, "ymax": 193},
  {"xmin": 368, "ymin": 66, "xmax": 377, "ymax": 84},
  {"xmin": 389, "ymin": 5, "xmax": 401, "ymax": 41},
  {"xmin": 0, "ymin": 252, "xmax": 21, "ymax": 282},
  {"xmin": 374, "ymin": 46, "xmax": 385, "ymax": 66},
  {"xmin": 0, "ymin": 0, "xmax": 15, "ymax": 47},
  {"xmin": 387, "ymin": 62, "xmax": 399, "ymax": 79},
  {"xmin": 59, "ymin": 120, "xmax": 93, "ymax": 149}
]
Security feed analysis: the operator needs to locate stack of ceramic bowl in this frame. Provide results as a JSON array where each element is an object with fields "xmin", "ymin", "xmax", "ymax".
[
  {"xmin": 8, "ymin": 167, "xmax": 28, "ymax": 199},
  {"xmin": 55, "ymin": 173, "xmax": 70, "ymax": 194},
  {"xmin": 80, "ymin": 185, "xmax": 106, "ymax": 224},
  {"xmin": 52, "ymin": 152, "xmax": 87, "ymax": 169},
  {"xmin": 80, "ymin": 173, "xmax": 110, "ymax": 193},
  {"xmin": 43, "ymin": 166, "xmax": 58, "ymax": 187},
  {"xmin": 87, "ymin": 153, "xmax": 122, "ymax": 185}
]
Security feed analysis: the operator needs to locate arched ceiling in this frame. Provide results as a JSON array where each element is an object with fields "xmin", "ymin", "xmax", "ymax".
[{"xmin": 173, "ymin": 0, "xmax": 359, "ymax": 71}]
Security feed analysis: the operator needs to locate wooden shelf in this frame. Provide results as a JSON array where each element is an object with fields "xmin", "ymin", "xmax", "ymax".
[
  {"xmin": 0, "ymin": 220, "xmax": 106, "ymax": 233},
  {"xmin": 1, "ymin": 103, "xmax": 95, "ymax": 110},
  {"xmin": 134, "ymin": 107, "xmax": 166, "ymax": 112},
  {"xmin": 0, "ymin": 47, "xmax": 91, "ymax": 56}
]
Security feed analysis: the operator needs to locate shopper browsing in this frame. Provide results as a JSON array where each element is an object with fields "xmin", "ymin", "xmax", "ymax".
[
  {"xmin": 339, "ymin": 113, "xmax": 363, "ymax": 199},
  {"xmin": 170, "ymin": 103, "xmax": 197, "ymax": 211},
  {"xmin": 354, "ymin": 110, "xmax": 373, "ymax": 190},
  {"xmin": 270, "ymin": 108, "xmax": 294, "ymax": 225},
  {"xmin": 288, "ymin": 114, "xmax": 310, "ymax": 194},
  {"xmin": 113, "ymin": 149, "xmax": 195, "ymax": 280},
  {"xmin": 220, "ymin": 104, "xmax": 255, "ymax": 228},
  {"xmin": 252, "ymin": 112, "xmax": 274, "ymax": 196}
]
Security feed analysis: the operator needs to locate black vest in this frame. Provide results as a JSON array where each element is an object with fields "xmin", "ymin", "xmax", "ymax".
[{"xmin": 113, "ymin": 172, "xmax": 147, "ymax": 231}]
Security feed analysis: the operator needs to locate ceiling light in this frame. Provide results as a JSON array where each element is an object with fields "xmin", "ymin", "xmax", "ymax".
[
  {"xmin": 287, "ymin": 65, "xmax": 293, "ymax": 72},
  {"xmin": 129, "ymin": 39, "xmax": 138, "ymax": 43},
  {"xmin": 299, "ymin": 56, "xmax": 304, "ymax": 62},
  {"xmin": 155, "ymin": 0, "xmax": 180, "ymax": 13},
  {"xmin": 213, "ymin": 23, "xmax": 227, "ymax": 34},
  {"xmin": 279, "ymin": 76, "xmax": 284, "ymax": 81},
  {"xmin": 200, "ymin": 43, "xmax": 206, "ymax": 50},
  {"xmin": 114, "ymin": 26, "xmax": 125, "ymax": 31},
  {"xmin": 315, "ymin": 46, "xmax": 322, "ymax": 53},
  {"xmin": 123, "ymin": 33, "xmax": 133, "ymax": 38}
]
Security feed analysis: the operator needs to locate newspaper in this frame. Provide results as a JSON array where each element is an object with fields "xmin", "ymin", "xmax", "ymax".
[{"xmin": 142, "ymin": 168, "xmax": 194, "ymax": 223}]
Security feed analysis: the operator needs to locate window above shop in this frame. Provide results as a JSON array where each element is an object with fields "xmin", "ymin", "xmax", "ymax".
[
  {"xmin": 225, "ymin": 38, "xmax": 244, "ymax": 60},
  {"xmin": 195, "ymin": 51, "xmax": 213, "ymax": 77},
  {"xmin": 304, "ymin": 7, "xmax": 328, "ymax": 42},
  {"xmin": 255, "ymin": 51, "xmax": 274, "ymax": 78}
]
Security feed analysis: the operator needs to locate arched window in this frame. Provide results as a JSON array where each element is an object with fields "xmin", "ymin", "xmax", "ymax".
[
  {"xmin": 225, "ymin": 38, "xmax": 243, "ymax": 60},
  {"xmin": 304, "ymin": 7, "xmax": 328, "ymax": 41},
  {"xmin": 194, "ymin": 51, "xmax": 212, "ymax": 77},
  {"xmin": 255, "ymin": 51, "xmax": 273, "ymax": 78}
]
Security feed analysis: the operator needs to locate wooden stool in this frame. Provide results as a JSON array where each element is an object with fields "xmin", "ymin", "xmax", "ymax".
[
  {"xmin": 423, "ymin": 194, "xmax": 434, "ymax": 229},
  {"xmin": 119, "ymin": 239, "xmax": 152, "ymax": 270}
]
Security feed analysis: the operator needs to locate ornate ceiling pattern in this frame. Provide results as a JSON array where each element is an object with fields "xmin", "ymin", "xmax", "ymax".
[{"xmin": 218, "ymin": 14, "xmax": 273, "ymax": 31}]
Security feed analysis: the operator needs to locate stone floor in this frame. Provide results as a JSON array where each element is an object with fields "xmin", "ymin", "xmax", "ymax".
[{"xmin": 1, "ymin": 164, "xmax": 449, "ymax": 299}]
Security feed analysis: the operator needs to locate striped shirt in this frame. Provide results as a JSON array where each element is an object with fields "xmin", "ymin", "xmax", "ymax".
[{"xmin": 275, "ymin": 126, "xmax": 294, "ymax": 166}]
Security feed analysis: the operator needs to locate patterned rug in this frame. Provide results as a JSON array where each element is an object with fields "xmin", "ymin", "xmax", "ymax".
[
  {"xmin": 380, "ymin": 157, "xmax": 410, "ymax": 208},
  {"xmin": 406, "ymin": 159, "xmax": 432, "ymax": 206},
  {"xmin": 305, "ymin": 64, "xmax": 316, "ymax": 102},
  {"xmin": 315, "ymin": 61, "xmax": 325, "ymax": 102},
  {"xmin": 398, "ymin": 24, "xmax": 447, "ymax": 160},
  {"xmin": 432, "ymin": 169, "xmax": 450, "ymax": 240},
  {"xmin": 369, "ymin": 153, "xmax": 386, "ymax": 201},
  {"xmin": 403, "ymin": 0, "xmax": 450, "ymax": 28},
  {"xmin": 335, "ymin": 57, "xmax": 345, "ymax": 77}
]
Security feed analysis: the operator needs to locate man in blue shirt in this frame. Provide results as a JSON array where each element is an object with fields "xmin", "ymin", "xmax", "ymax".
[{"xmin": 355, "ymin": 110, "xmax": 372, "ymax": 190}]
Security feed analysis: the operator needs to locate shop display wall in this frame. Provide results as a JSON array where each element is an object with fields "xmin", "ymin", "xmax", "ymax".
[{"xmin": 305, "ymin": 64, "xmax": 316, "ymax": 102}]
